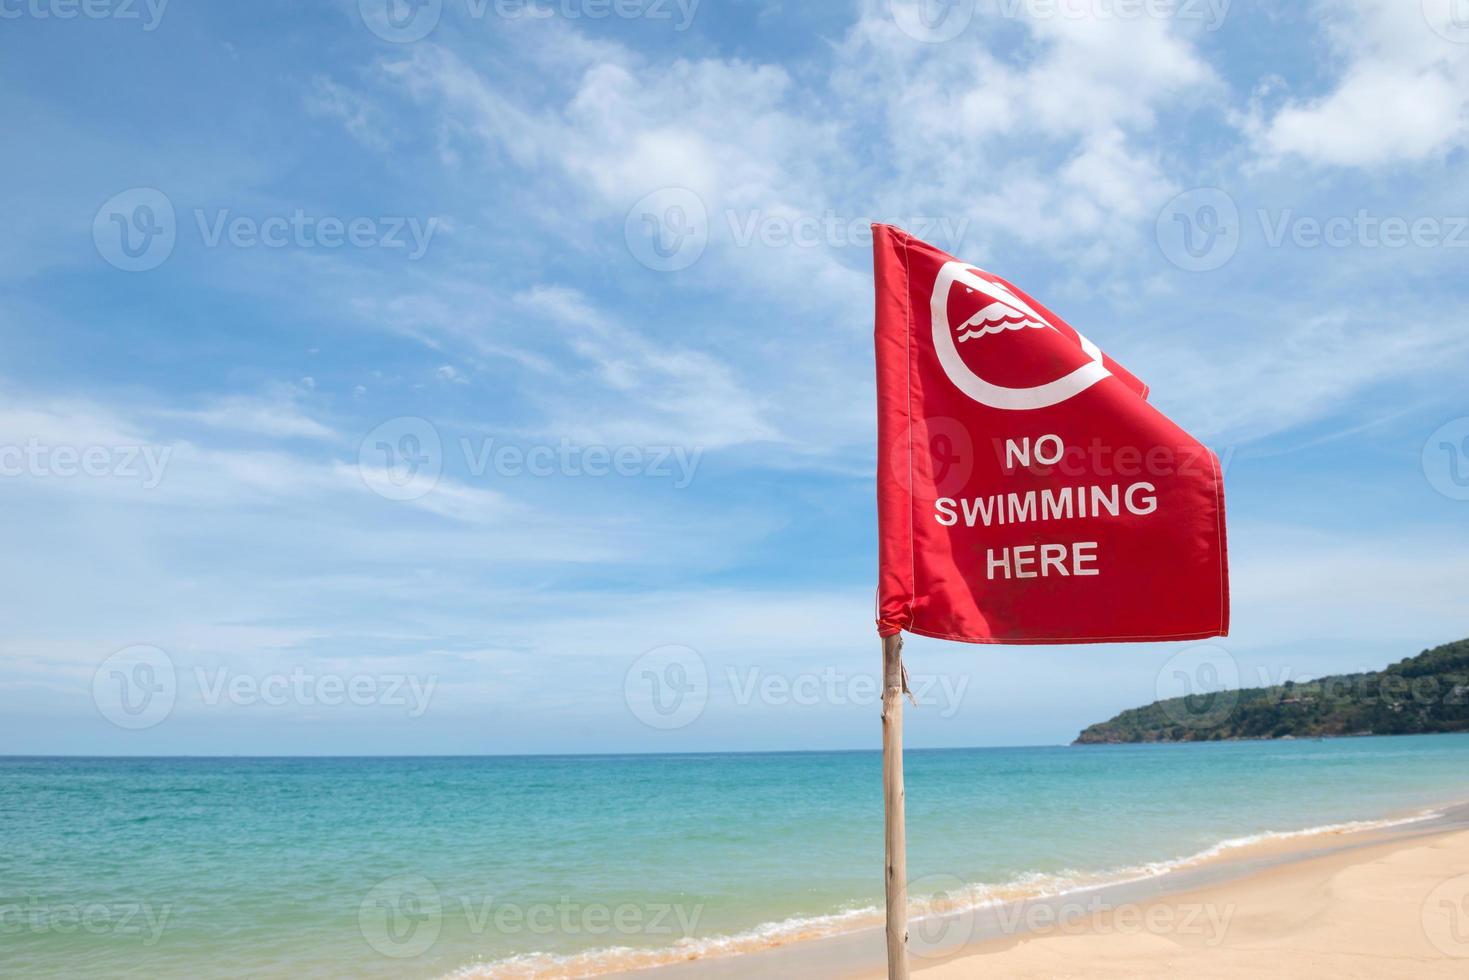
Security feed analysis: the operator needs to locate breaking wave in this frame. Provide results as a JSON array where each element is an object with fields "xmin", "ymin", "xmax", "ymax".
[{"xmin": 440, "ymin": 809, "xmax": 1441, "ymax": 980}]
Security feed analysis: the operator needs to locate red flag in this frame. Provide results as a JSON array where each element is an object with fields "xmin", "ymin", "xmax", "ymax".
[{"xmin": 874, "ymin": 225, "xmax": 1229, "ymax": 644}]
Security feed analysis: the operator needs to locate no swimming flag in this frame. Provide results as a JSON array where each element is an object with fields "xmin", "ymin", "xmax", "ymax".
[{"xmin": 873, "ymin": 224, "xmax": 1229, "ymax": 644}]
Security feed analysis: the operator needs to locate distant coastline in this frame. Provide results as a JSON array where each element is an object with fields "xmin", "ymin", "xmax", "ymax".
[{"xmin": 1074, "ymin": 638, "xmax": 1469, "ymax": 744}]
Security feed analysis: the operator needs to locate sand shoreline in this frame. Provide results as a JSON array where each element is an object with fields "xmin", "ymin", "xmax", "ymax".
[
  {"xmin": 891, "ymin": 817, "xmax": 1469, "ymax": 978},
  {"xmin": 609, "ymin": 802, "xmax": 1469, "ymax": 979}
]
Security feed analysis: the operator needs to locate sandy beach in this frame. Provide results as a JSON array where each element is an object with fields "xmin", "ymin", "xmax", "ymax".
[
  {"xmin": 625, "ymin": 804, "xmax": 1469, "ymax": 980},
  {"xmin": 876, "ymin": 824, "xmax": 1469, "ymax": 979}
]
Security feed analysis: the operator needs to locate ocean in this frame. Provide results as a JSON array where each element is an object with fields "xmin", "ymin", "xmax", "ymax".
[{"xmin": 6, "ymin": 735, "xmax": 1469, "ymax": 978}]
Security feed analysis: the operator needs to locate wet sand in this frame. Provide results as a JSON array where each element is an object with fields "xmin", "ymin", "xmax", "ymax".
[{"xmin": 616, "ymin": 803, "xmax": 1469, "ymax": 979}]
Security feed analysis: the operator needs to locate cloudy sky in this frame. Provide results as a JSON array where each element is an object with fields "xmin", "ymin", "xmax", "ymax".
[{"xmin": 2, "ymin": 0, "xmax": 1467, "ymax": 755}]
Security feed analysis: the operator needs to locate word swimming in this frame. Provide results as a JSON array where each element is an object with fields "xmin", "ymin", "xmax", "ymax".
[{"xmin": 933, "ymin": 482, "xmax": 1157, "ymax": 528}]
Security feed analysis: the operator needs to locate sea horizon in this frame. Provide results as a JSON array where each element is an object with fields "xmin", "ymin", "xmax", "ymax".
[
  {"xmin": 9, "ymin": 735, "xmax": 1469, "ymax": 978},
  {"xmin": 4, "ymin": 729, "xmax": 1435, "ymax": 760}
]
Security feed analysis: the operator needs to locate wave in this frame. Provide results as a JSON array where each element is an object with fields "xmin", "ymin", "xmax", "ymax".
[
  {"xmin": 440, "ymin": 907, "xmax": 884, "ymax": 980},
  {"xmin": 955, "ymin": 301, "xmax": 1052, "ymax": 342},
  {"xmin": 440, "ymin": 808, "xmax": 1442, "ymax": 980}
]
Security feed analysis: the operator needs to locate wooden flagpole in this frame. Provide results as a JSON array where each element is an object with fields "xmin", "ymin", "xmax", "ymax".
[{"xmin": 882, "ymin": 631, "xmax": 910, "ymax": 980}]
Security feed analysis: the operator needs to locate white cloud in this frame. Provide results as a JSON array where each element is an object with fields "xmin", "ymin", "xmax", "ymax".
[
  {"xmin": 305, "ymin": 74, "xmax": 393, "ymax": 151},
  {"xmin": 513, "ymin": 285, "xmax": 778, "ymax": 450},
  {"xmin": 1229, "ymin": 523, "xmax": 1469, "ymax": 646},
  {"xmin": 1245, "ymin": 0, "xmax": 1469, "ymax": 168},
  {"xmin": 0, "ymin": 399, "xmax": 152, "ymax": 451},
  {"xmin": 832, "ymin": 2, "xmax": 1217, "ymax": 254},
  {"xmin": 293, "ymin": 10, "xmax": 1226, "ymax": 471},
  {"xmin": 168, "ymin": 387, "xmax": 338, "ymax": 440},
  {"xmin": 1138, "ymin": 302, "xmax": 1469, "ymax": 443},
  {"xmin": 375, "ymin": 40, "xmax": 862, "ymax": 304}
]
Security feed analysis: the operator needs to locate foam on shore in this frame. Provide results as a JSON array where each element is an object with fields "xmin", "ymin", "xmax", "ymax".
[{"xmin": 442, "ymin": 808, "xmax": 1444, "ymax": 979}]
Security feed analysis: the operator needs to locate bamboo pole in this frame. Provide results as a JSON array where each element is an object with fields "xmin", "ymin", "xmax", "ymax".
[{"xmin": 882, "ymin": 631, "xmax": 910, "ymax": 980}]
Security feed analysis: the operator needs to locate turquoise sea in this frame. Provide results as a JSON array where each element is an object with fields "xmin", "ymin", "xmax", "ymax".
[{"xmin": 6, "ymin": 735, "xmax": 1469, "ymax": 978}]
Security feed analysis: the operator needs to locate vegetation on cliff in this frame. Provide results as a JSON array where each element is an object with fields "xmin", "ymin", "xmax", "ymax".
[{"xmin": 1075, "ymin": 639, "xmax": 1469, "ymax": 744}]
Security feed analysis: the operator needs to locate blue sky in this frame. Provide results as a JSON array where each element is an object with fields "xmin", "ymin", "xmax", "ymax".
[{"xmin": 2, "ymin": 0, "xmax": 1467, "ymax": 755}]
